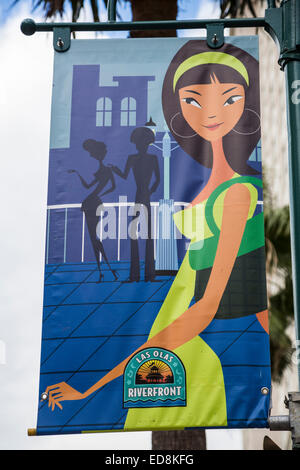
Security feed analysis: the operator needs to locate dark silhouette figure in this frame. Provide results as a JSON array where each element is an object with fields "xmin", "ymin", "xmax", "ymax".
[
  {"xmin": 110, "ymin": 127, "xmax": 160, "ymax": 282},
  {"xmin": 69, "ymin": 139, "xmax": 118, "ymax": 282}
]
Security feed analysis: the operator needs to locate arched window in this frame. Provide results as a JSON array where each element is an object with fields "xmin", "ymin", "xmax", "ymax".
[
  {"xmin": 96, "ymin": 97, "xmax": 112, "ymax": 126},
  {"xmin": 120, "ymin": 97, "xmax": 136, "ymax": 126}
]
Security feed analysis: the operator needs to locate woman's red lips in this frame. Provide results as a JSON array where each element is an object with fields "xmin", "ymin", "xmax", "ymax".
[{"xmin": 203, "ymin": 122, "xmax": 223, "ymax": 130}]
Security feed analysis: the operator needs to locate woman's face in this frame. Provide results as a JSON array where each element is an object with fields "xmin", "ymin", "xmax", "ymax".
[{"xmin": 179, "ymin": 73, "xmax": 245, "ymax": 142}]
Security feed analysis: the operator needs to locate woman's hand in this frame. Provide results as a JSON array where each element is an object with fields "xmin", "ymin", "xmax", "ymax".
[{"xmin": 44, "ymin": 382, "xmax": 85, "ymax": 411}]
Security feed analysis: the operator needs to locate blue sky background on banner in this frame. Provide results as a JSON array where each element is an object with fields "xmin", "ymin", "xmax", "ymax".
[{"xmin": 0, "ymin": 0, "xmax": 244, "ymax": 450}]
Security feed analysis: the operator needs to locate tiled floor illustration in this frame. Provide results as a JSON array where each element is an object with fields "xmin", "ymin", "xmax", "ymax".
[
  {"xmin": 37, "ymin": 261, "xmax": 174, "ymax": 434},
  {"xmin": 36, "ymin": 261, "xmax": 271, "ymax": 434}
]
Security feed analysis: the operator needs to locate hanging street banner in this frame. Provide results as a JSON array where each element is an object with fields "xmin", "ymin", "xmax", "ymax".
[{"xmin": 34, "ymin": 36, "xmax": 271, "ymax": 435}]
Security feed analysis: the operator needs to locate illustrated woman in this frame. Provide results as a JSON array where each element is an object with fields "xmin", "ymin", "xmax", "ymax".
[
  {"xmin": 110, "ymin": 127, "xmax": 160, "ymax": 282},
  {"xmin": 44, "ymin": 41, "xmax": 270, "ymax": 428},
  {"xmin": 69, "ymin": 139, "xmax": 118, "ymax": 282}
]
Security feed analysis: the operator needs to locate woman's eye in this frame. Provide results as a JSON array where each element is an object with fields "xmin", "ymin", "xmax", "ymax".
[
  {"xmin": 224, "ymin": 95, "xmax": 243, "ymax": 106},
  {"xmin": 181, "ymin": 97, "xmax": 202, "ymax": 108}
]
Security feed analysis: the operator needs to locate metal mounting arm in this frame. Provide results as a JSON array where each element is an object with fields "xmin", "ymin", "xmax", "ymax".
[{"xmin": 21, "ymin": 16, "xmax": 268, "ymax": 53}]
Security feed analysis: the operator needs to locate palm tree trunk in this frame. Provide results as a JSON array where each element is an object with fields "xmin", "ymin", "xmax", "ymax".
[
  {"xmin": 152, "ymin": 429, "xmax": 206, "ymax": 450},
  {"xmin": 129, "ymin": 0, "xmax": 178, "ymax": 37}
]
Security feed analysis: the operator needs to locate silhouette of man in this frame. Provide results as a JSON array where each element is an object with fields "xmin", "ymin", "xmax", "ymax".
[{"xmin": 111, "ymin": 127, "xmax": 160, "ymax": 281}]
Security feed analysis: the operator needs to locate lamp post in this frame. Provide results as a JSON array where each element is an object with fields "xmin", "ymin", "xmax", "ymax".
[
  {"xmin": 162, "ymin": 130, "xmax": 171, "ymax": 200},
  {"xmin": 280, "ymin": 0, "xmax": 300, "ymax": 391},
  {"xmin": 145, "ymin": 120, "xmax": 178, "ymax": 273}
]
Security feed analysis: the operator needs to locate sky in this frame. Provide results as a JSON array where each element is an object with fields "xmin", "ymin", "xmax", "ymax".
[{"xmin": 0, "ymin": 0, "xmax": 244, "ymax": 450}]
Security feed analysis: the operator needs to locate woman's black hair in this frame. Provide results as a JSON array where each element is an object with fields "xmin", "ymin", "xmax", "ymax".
[
  {"xmin": 162, "ymin": 40, "xmax": 261, "ymax": 175},
  {"xmin": 83, "ymin": 139, "xmax": 107, "ymax": 160}
]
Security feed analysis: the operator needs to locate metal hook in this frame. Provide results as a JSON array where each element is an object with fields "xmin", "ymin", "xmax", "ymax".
[
  {"xmin": 53, "ymin": 27, "xmax": 71, "ymax": 53},
  {"xmin": 206, "ymin": 23, "xmax": 224, "ymax": 49}
]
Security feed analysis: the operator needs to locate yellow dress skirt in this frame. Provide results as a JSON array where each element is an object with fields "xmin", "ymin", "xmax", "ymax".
[{"xmin": 124, "ymin": 175, "xmax": 260, "ymax": 430}]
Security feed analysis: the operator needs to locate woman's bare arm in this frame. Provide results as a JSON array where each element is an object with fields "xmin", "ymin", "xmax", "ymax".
[
  {"xmin": 46, "ymin": 183, "xmax": 251, "ymax": 410},
  {"xmin": 110, "ymin": 156, "xmax": 133, "ymax": 180}
]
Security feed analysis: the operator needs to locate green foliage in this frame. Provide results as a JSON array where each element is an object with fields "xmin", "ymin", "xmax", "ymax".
[
  {"xmin": 268, "ymin": 276, "xmax": 294, "ymax": 383},
  {"xmin": 264, "ymin": 203, "xmax": 294, "ymax": 382},
  {"xmin": 220, "ymin": 0, "xmax": 262, "ymax": 18},
  {"xmin": 219, "ymin": 0, "xmax": 280, "ymax": 18},
  {"xmin": 12, "ymin": 0, "xmax": 107, "ymax": 22}
]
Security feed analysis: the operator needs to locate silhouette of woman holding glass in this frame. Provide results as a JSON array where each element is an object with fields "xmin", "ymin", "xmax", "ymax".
[{"xmin": 69, "ymin": 139, "xmax": 118, "ymax": 282}]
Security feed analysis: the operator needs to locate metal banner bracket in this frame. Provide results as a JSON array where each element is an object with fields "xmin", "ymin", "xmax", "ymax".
[
  {"xmin": 53, "ymin": 27, "xmax": 71, "ymax": 53},
  {"xmin": 288, "ymin": 392, "xmax": 300, "ymax": 449},
  {"xmin": 264, "ymin": 0, "xmax": 300, "ymax": 71},
  {"xmin": 206, "ymin": 23, "xmax": 225, "ymax": 49},
  {"xmin": 268, "ymin": 392, "xmax": 300, "ymax": 450}
]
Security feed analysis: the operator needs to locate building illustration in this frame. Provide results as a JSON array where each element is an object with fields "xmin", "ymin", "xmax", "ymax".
[{"xmin": 46, "ymin": 64, "xmax": 183, "ymax": 268}]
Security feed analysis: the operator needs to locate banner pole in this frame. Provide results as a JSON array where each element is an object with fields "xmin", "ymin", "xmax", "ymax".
[
  {"xmin": 20, "ymin": 17, "xmax": 266, "ymax": 36},
  {"xmin": 264, "ymin": 0, "xmax": 300, "ymax": 449},
  {"xmin": 280, "ymin": 0, "xmax": 300, "ymax": 390}
]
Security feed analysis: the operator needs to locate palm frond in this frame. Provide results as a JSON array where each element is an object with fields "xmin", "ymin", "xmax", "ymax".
[
  {"xmin": 12, "ymin": 0, "xmax": 107, "ymax": 21},
  {"xmin": 264, "ymin": 205, "xmax": 291, "ymax": 272},
  {"xmin": 219, "ymin": 0, "xmax": 279, "ymax": 19},
  {"xmin": 264, "ymin": 201, "xmax": 294, "ymax": 382}
]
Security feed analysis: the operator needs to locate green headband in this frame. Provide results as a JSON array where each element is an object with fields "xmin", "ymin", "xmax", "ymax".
[{"xmin": 173, "ymin": 51, "xmax": 249, "ymax": 92}]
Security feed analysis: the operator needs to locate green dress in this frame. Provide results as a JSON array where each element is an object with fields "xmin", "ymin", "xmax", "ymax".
[{"xmin": 124, "ymin": 174, "xmax": 262, "ymax": 431}]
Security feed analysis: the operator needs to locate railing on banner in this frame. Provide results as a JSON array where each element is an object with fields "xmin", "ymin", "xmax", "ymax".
[
  {"xmin": 46, "ymin": 198, "xmax": 264, "ymax": 265},
  {"xmin": 45, "ymin": 201, "xmax": 190, "ymax": 264}
]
